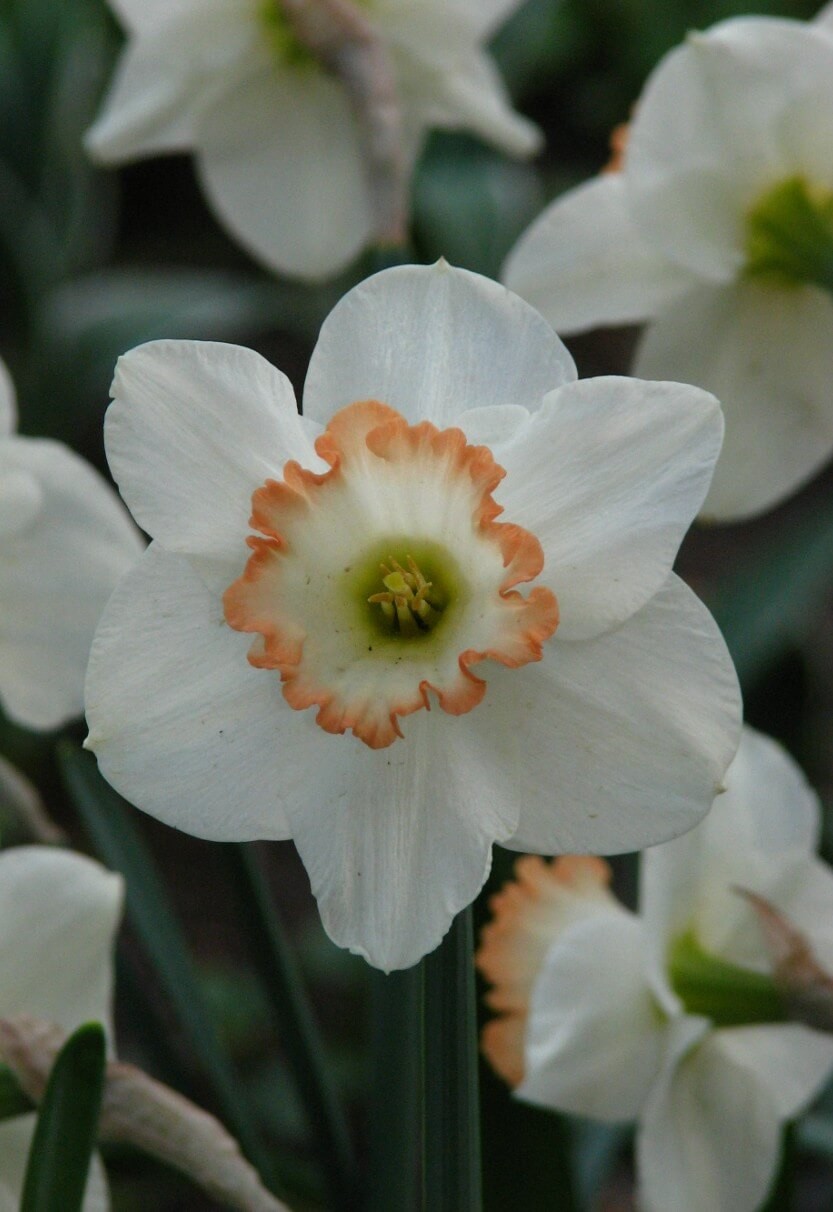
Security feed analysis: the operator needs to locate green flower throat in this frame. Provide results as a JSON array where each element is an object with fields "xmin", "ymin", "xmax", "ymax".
[{"xmin": 745, "ymin": 175, "xmax": 833, "ymax": 294}]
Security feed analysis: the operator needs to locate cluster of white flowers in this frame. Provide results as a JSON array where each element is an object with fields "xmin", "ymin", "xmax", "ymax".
[
  {"xmin": 505, "ymin": 11, "xmax": 833, "ymax": 520},
  {"xmin": 478, "ymin": 728, "xmax": 833, "ymax": 1212},
  {"xmin": 4, "ymin": 3, "xmax": 833, "ymax": 1209}
]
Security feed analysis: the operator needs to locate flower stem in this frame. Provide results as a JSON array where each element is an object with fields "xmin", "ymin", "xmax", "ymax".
[
  {"xmin": 367, "ymin": 965, "xmax": 423, "ymax": 1211},
  {"xmin": 423, "ymin": 906, "xmax": 483, "ymax": 1211},
  {"xmin": 225, "ymin": 843, "xmax": 360, "ymax": 1211}
]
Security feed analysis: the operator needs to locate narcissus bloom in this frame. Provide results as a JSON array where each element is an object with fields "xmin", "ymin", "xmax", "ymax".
[
  {"xmin": 85, "ymin": 0, "xmax": 541, "ymax": 280},
  {"xmin": 0, "ymin": 359, "xmax": 143, "ymax": 730},
  {"xmin": 0, "ymin": 845, "xmax": 123, "ymax": 1212},
  {"xmin": 85, "ymin": 262, "xmax": 741, "ymax": 971},
  {"xmin": 505, "ymin": 16, "xmax": 833, "ymax": 520},
  {"xmin": 478, "ymin": 727, "xmax": 833, "ymax": 1212}
]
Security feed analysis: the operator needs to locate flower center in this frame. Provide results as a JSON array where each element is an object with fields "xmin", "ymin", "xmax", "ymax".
[
  {"xmin": 668, "ymin": 930, "xmax": 786, "ymax": 1027},
  {"xmin": 223, "ymin": 399, "xmax": 559, "ymax": 749},
  {"xmin": 745, "ymin": 175, "xmax": 833, "ymax": 293},
  {"xmin": 359, "ymin": 540, "xmax": 457, "ymax": 640}
]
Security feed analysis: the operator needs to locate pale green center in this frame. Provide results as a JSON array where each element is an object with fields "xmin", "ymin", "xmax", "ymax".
[
  {"xmin": 258, "ymin": 0, "xmax": 373, "ymax": 67},
  {"xmin": 745, "ymin": 175, "xmax": 833, "ymax": 293},
  {"xmin": 668, "ymin": 930, "xmax": 786, "ymax": 1028},
  {"xmin": 346, "ymin": 537, "xmax": 463, "ymax": 645}
]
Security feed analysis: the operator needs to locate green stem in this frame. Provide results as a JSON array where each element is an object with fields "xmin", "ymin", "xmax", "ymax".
[
  {"xmin": 225, "ymin": 844, "xmax": 359, "ymax": 1211},
  {"xmin": 367, "ymin": 965, "xmax": 423, "ymax": 1212},
  {"xmin": 423, "ymin": 907, "xmax": 482, "ymax": 1212}
]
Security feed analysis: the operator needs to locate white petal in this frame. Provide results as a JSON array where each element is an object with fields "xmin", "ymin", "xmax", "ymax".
[
  {"xmin": 304, "ymin": 261, "xmax": 576, "ymax": 428},
  {"xmin": 635, "ymin": 280, "xmax": 833, "ymax": 520},
  {"xmin": 0, "ymin": 358, "xmax": 16, "ymax": 435},
  {"xmin": 625, "ymin": 18, "xmax": 833, "ymax": 277},
  {"xmin": 0, "ymin": 438, "xmax": 144, "ymax": 731},
  {"xmin": 640, "ymin": 726, "xmax": 822, "ymax": 972},
  {"xmin": 0, "ymin": 846, "xmax": 122, "ymax": 1032},
  {"xmin": 106, "ymin": 339, "xmax": 316, "ymax": 587},
  {"xmin": 402, "ymin": 48, "xmax": 541, "ymax": 159},
  {"xmin": 85, "ymin": 544, "xmax": 295, "ymax": 841},
  {"xmin": 816, "ymin": 1, "xmax": 833, "ymax": 29},
  {"xmin": 0, "ymin": 1120, "xmax": 109, "ymax": 1212},
  {"xmin": 503, "ymin": 174, "xmax": 695, "ymax": 334},
  {"xmin": 716, "ymin": 1024, "xmax": 833, "ymax": 1120},
  {"xmin": 518, "ymin": 911, "xmax": 665, "ymax": 1121},
  {"xmin": 472, "ymin": 574, "xmax": 741, "ymax": 855},
  {"xmin": 85, "ymin": 2, "xmax": 253, "ymax": 162},
  {"xmin": 780, "ymin": 857, "xmax": 833, "ymax": 974},
  {"xmin": 638, "ymin": 1032, "xmax": 783, "ymax": 1212},
  {"xmin": 282, "ymin": 704, "xmax": 519, "ymax": 972},
  {"xmin": 105, "ymin": 0, "xmax": 223, "ymax": 35},
  {"xmin": 196, "ymin": 68, "xmax": 372, "ymax": 280},
  {"xmin": 376, "ymin": 0, "xmax": 522, "ymax": 48},
  {"xmin": 481, "ymin": 375, "xmax": 722, "ymax": 641}
]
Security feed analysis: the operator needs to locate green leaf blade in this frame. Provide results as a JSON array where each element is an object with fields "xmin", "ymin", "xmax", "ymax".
[{"xmin": 20, "ymin": 1022, "xmax": 106, "ymax": 1212}]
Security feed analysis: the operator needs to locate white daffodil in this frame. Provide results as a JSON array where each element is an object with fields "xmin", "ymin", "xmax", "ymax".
[
  {"xmin": 84, "ymin": 261, "xmax": 741, "ymax": 972},
  {"xmin": 0, "ymin": 359, "xmax": 144, "ymax": 731},
  {"xmin": 478, "ymin": 726, "xmax": 833, "ymax": 1212},
  {"xmin": 0, "ymin": 845, "xmax": 123, "ymax": 1212},
  {"xmin": 505, "ymin": 16, "xmax": 833, "ymax": 521},
  {"xmin": 85, "ymin": 0, "xmax": 541, "ymax": 281}
]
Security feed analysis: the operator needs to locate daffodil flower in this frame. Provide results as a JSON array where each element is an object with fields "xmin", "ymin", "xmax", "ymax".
[
  {"xmin": 0, "ymin": 845, "xmax": 123, "ymax": 1212},
  {"xmin": 85, "ymin": 0, "xmax": 541, "ymax": 280},
  {"xmin": 0, "ymin": 359, "xmax": 144, "ymax": 731},
  {"xmin": 85, "ymin": 262, "xmax": 741, "ymax": 971},
  {"xmin": 505, "ymin": 16, "xmax": 833, "ymax": 521},
  {"xmin": 478, "ymin": 727, "xmax": 833, "ymax": 1212}
]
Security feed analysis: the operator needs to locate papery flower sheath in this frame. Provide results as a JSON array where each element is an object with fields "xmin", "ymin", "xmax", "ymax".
[
  {"xmin": 505, "ymin": 16, "xmax": 833, "ymax": 520},
  {"xmin": 0, "ymin": 358, "xmax": 144, "ymax": 731},
  {"xmin": 478, "ymin": 726, "xmax": 833, "ymax": 1212},
  {"xmin": 0, "ymin": 844, "xmax": 123, "ymax": 1212},
  {"xmin": 85, "ymin": 262, "xmax": 741, "ymax": 971},
  {"xmin": 85, "ymin": 0, "xmax": 541, "ymax": 280}
]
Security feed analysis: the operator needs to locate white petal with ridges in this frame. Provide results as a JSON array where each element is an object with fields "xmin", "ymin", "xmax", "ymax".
[
  {"xmin": 469, "ymin": 574, "xmax": 741, "ymax": 855},
  {"xmin": 638, "ymin": 1032, "xmax": 782, "ymax": 1212},
  {"xmin": 280, "ymin": 705, "xmax": 519, "ymax": 971},
  {"xmin": 519, "ymin": 911, "xmax": 665, "ymax": 1120},
  {"xmin": 0, "ymin": 439, "xmax": 143, "ymax": 731},
  {"xmin": 106, "ymin": 339, "xmax": 316, "ymax": 587},
  {"xmin": 85, "ymin": 544, "xmax": 297, "ymax": 841},
  {"xmin": 478, "ymin": 375, "xmax": 722, "ymax": 640},
  {"xmin": 85, "ymin": 2, "xmax": 253, "ymax": 162},
  {"xmin": 504, "ymin": 175, "xmax": 696, "ymax": 334},
  {"xmin": 303, "ymin": 262, "xmax": 576, "ymax": 428},
  {"xmin": 635, "ymin": 280, "xmax": 833, "ymax": 520},
  {"xmin": 0, "ymin": 846, "xmax": 122, "ymax": 1032},
  {"xmin": 196, "ymin": 68, "xmax": 372, "ymax": 281}
]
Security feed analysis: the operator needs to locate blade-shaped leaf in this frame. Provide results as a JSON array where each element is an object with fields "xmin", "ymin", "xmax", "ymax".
[{"xmin": 20, "ymin": 1022, "xmax": 105, "ymax": 1212}]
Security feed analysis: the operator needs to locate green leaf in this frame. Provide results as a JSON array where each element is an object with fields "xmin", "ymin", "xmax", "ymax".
[
  {"xmin": 20, "ymin": 1022, "xmax": 106, "ymax": 1212},
  {"xmin": 58, "ymin": 743, "xmax": 278, "ymax": 1194},
  {"xmin": 413, "ymin": 132, "xmax": 543, "ymax": 280},
  {"xmin": 0, "ymin": 1062, "xmax": 33, "ymax": 1121}
]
